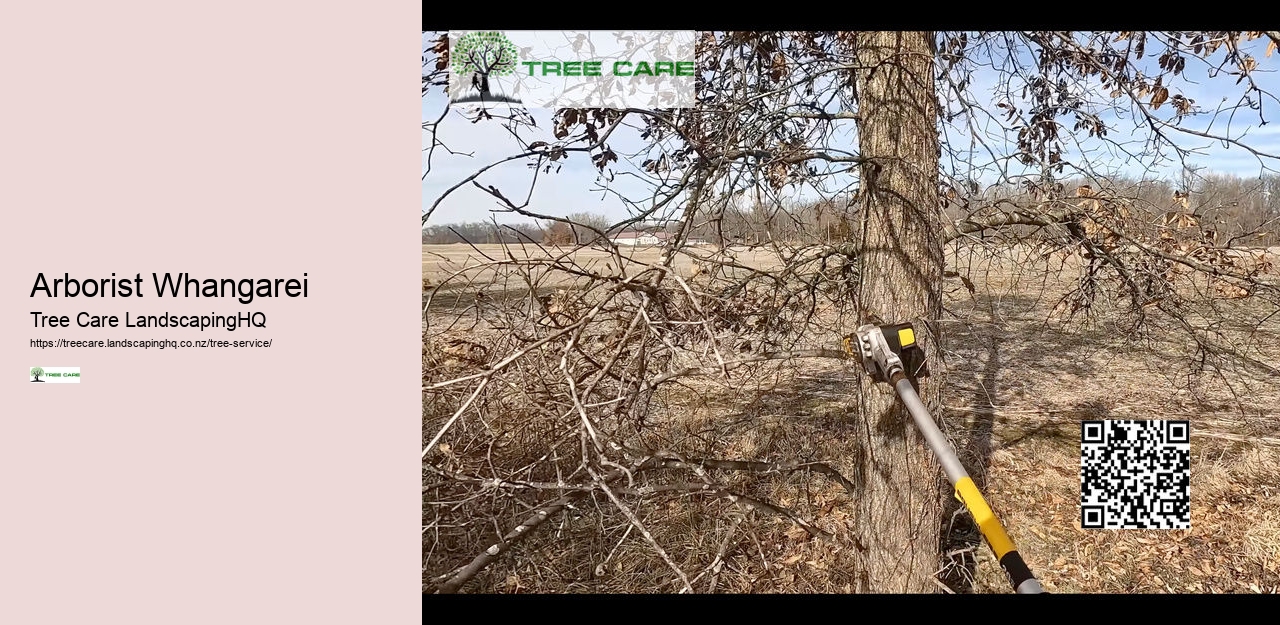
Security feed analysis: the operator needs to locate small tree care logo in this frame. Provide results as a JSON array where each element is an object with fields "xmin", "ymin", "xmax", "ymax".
[
  {"xmin": 30, "ymin": 366, "xmax": 80, "ymax": 383},
  {"xmin": 444, "ymin": 31, "xmax": 695, "ymax": 109},
  {"xmin": 451, "ymin": 31, "xmax": 522, "ymax": 105}
]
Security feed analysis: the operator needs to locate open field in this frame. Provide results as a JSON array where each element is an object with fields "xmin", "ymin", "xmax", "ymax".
[
  {"xmin": 423, "ymin": 243, "xmax": 779, "ymax": 288},
  {"xmin": 423, "ymin": 242, "xmax": 1280, "ymax": 290},
  {"xmin": 425, "ymin": 243, "xmax": 1280, "ymax": 594}
]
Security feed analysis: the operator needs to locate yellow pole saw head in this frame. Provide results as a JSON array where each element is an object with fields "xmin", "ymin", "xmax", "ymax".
[{"xmin": 845, "ymin": 322, "xmax": 930, "ymax": 383}]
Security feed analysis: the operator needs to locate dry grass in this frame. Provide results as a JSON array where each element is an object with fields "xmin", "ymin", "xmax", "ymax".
[
  {"xmin": 423, "ymin": 243, "xmax": 781, "ymax": 286},
  {"xmin": 424, "ymin": 243, "xmax": 1280, "ymax": 594},
  {"xmin": 938, "ymin": 245, "xmax": 1280, "ymax": 594}
]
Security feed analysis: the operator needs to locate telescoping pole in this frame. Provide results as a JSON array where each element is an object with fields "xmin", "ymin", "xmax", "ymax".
[
  {"xmin": 891, "ymin": 372, "xmax": 1044, "ymax": 594},
  {"xmin": 850, "ymin": 324, "xmax": 1044, "ymax": 594}
]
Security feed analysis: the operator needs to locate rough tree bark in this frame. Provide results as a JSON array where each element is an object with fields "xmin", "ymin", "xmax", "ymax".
[{"xmin": 849, "ymin": 30, "xmax": 946, "ymax": 593}]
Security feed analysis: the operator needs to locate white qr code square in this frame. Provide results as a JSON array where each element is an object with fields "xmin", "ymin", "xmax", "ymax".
[{"xmin": 1080, "ymin": 419, "xmax": 1190, "ymax": 529}]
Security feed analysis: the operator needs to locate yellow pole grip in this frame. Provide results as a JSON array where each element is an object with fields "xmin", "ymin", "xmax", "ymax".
[{"xmin": 954, "ymin": 476, "xmax": 1017, "ymax": 559}]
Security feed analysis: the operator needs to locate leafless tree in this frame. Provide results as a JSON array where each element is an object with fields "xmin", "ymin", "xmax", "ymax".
[{"xmin": 423, "ymin": 31, "xmax": 1280, "ymax": 594}]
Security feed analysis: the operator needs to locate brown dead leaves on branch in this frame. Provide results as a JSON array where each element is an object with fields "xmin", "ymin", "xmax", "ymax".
[
  {"xmin": 423, "ymin": 232, "xmax": 866, "ymax": 592},
  {"xmin": 424, "ymin": 30, "xmax": 1280, "ymax": 594},
  {"xmin": 1044, "ymin": 183, "xmax": 1277, "ymax": 324}
]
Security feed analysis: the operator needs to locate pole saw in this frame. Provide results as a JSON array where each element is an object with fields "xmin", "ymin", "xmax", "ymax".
[{"xmin": 844, "ymin": 322, "xmax": 1045, "ymax": 595}]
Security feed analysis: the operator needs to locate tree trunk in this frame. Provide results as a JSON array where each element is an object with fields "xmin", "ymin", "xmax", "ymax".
[{"xmin": 849, "ymin": 31, "xmax": 945, "ymax": 593}]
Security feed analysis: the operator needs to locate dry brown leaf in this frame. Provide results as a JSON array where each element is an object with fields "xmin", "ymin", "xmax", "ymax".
[{"xmin": 1151, "ymin": 87, "xmax": 1170, "ymax": 110}]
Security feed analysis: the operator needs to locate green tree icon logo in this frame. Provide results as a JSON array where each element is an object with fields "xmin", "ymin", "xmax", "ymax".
[
  {"xmin": 451, "ymin": 31, "xmax": 520, "ymax": 102},
  {"xmin": 30, "ymin": 366, "xmax": 45, "ymax": 382}
]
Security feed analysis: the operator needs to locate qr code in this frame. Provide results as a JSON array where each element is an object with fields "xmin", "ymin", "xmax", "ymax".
[{"xmin": 1080, "ymin": 420, "xmax": 1190, "ymax": 529}]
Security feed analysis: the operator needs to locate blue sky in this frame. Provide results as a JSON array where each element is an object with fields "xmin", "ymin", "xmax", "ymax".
[{"xmin": 423, "ymin": 32, "xmax": 1280, "ymax": 227}]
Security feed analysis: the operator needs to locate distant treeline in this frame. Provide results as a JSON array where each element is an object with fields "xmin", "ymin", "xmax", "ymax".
[
  {"xmin": 423, "ymin": 173, "xmax": 1280, "ymax": 247},
  {"xmin": 422, "ymin": 222, "xmax": 545, "ymax": 245},
  {"xmin": 422, "ymin": 212, "xmax": 623, "ymax": 245},
  {"xmin": 955, "ymin": 172, "xmax": 1280, "ymax": 246}
]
